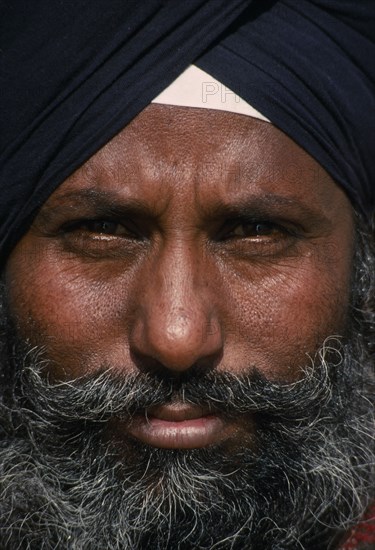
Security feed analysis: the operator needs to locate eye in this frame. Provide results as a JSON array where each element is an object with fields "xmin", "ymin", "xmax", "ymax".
[
  {"xmin": 215, "ymin": 218, "xmax": 300, "ymax": 259},
  {"xmin": 64, "ymin": 219, "xmax": 136, "ymax": 238},
  {"xmin": 80, "ymin": 220, "xmax": 128, "ymax": 236},
  {"xmin": 58, "ymin": 217, "xmax": 146, "ymax": 259},
  {"xmin": 221, "ymin": 220, "xmax": 287, "ymax": 240},
  {"xmin": 229, "ymin": 222, "xmax": 278, "ymax": 238}
]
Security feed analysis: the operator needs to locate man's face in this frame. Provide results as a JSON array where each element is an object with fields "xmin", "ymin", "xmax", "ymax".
[
  {"xmin": 6, "ymin": 104, "xmax": 354, "ymax": 383},
  {"xmin": 2, "ymin": 105, "xmax": 372, "ymax": 549}
]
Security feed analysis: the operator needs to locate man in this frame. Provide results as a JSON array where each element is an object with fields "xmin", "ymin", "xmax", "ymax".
[{"xmin": 0, "ymin": 1, "xmax": 374, "ymax": 549}]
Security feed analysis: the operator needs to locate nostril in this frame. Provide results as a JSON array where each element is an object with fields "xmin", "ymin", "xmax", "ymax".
[
  {"xmin": 129, "ymin": 347, "xmax": 223, "ymax": 378},
  {"xmin": 129, "ymin": 348, "xmax": 165, "ymax": 375}
]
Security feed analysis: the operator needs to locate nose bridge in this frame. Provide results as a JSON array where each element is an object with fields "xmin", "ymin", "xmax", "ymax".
[
  {"xmin": 131, "ymin": 238, "xmax": 222, "ymax": 372},
  {"xmin": 160, "ymin": 239, "xmax": 198, "ymax": 310}
]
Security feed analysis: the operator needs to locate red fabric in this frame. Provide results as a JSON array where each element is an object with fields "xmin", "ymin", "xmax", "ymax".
[{"xmin": 340, "ymin": 504, "xmax": 375, "ymax": 549}]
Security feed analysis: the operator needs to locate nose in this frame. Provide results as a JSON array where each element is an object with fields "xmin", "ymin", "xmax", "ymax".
[{"xmin": 129, "ymin": 244, "xmax": 223, "ymax": 374}]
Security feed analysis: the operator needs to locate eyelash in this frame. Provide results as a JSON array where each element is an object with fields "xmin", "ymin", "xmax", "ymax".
[
  {"xmin": 220, "ymin": 220, "xmax": 291, "ymax": 240},
  {"xmin": 62, "ymin": 219, "xmax": 140, "ymax": 239},
  {"xmin": 62, "ymin": 217, "xmax": 296, "ymax": 240}
]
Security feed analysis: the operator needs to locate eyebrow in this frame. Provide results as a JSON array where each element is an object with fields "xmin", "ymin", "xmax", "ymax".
[
  {"xmin": 40, "ymin": 188, "xmax": 157, "ymax": 220},
  {"xmin": 41, "ymin": 186, "xmax": 331, "ymax": 228},
  {"xmin": 203, "ymin": 194, "xmax": 330, "ymax": 226}
]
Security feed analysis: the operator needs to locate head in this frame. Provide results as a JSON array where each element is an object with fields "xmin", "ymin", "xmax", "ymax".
[
  {"xmin": 0, "ymin": 105, "xmax": 374, "ymax": 549},
  {"xmin": 1, "ymin": 1, "xmax": 375, "ymax": 548}
]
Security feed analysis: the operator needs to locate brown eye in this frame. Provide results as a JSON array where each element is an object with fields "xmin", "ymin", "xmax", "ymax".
[
  {"xmin": 59, "ymin": 218, "xmax": 146, "ymax": 259},
  {"xmin": 224, "ymin": 221, "xmax": 282, "ymax": 239},
  {"xmin": 68, "ymin": 219, "xmax": 132, "ymax": 237},
  {"xmin": 231, "ymin": 222, "xmax": 276, "ymax": 237},
  {"xmin": 83, "ymin": 220, "xmax": 127, "ymax": 235}
]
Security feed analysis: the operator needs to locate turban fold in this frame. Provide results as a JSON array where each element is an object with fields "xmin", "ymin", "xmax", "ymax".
[{"xmin": 1, "ymin": 0, "xmax": 374, "ymax": 263}]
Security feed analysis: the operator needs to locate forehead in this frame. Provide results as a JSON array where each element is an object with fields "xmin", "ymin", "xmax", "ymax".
[{"xmin": 48, "ymin": 104, "xmax": 352, "ymax": 221}]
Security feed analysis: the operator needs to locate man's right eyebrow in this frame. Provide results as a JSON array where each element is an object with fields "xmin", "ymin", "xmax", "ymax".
[{"xmin": 38, "ymin": 188, "xmax": 154, "ymax": 220}]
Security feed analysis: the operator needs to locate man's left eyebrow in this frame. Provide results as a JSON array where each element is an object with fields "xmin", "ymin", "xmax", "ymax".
[{"xmin": 205, "ymin": 194, "xmax": 330, "ymax": 222}]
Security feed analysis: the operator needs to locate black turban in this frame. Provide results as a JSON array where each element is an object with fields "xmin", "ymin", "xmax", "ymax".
[{"xmin": 1, "ymin": 0, "xmax": 374, "ymax": 263}]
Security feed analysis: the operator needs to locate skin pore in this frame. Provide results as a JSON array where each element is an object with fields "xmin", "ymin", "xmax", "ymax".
[{"xmin": 2, "ymin": 105, "xmax": 372, "ymax": 550}]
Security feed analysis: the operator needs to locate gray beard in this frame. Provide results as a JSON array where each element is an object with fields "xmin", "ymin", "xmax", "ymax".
[{"xmin": 0, "ymin": 222, "xmax": 374, "ymax": 550}]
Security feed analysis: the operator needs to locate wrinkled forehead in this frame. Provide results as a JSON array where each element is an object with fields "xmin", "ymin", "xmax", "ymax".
[{"xmin": 49, "ymin": 102, "xmax": 353, "ymax": 232}]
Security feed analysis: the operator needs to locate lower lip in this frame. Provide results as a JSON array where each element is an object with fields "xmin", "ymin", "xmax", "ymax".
[{"xmin": 127, "ymin": 414, "xmax": 225, "ymax": 449}]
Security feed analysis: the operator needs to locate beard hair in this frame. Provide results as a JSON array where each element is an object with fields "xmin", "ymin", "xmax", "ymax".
[{"xmin": 0, "ymin": 217, "xmax": 374, "ymax": 550}]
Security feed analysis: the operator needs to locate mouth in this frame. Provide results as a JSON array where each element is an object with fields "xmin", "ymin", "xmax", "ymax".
[{"xmin": 126, "ymin": 403, "xmax": 227, "ymax": 449}]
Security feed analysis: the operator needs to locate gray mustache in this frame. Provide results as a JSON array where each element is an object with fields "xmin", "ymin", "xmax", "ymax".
[{"xmin": 18, "ymin": 345, "xmax": 340, "ymax": 428}]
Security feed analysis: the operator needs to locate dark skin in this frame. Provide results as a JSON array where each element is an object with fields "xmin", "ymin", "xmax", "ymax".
[{"xmin": 5, "ymin": 104, "xmax": 354, "ymax": 449}]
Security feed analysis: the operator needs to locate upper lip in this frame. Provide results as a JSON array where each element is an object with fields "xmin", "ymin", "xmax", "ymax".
[{"xmin": 146, "ymin": 403, "xmax": 213, "ymax": 422}]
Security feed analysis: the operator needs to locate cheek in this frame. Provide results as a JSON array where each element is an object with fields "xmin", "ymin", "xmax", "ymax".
[
  {"xmin": 221, "ymin": 252, "xmax": 352, "ymax": 380},
  {"xmin": 5, "ymin": 249, "xmax": 137, "ymax": 376}
]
